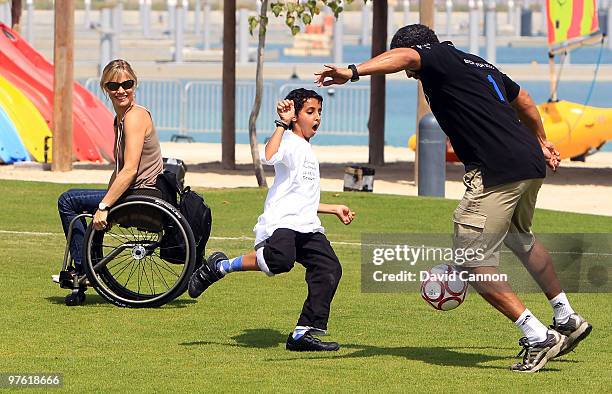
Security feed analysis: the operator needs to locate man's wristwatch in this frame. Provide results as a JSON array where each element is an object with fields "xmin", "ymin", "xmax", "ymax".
[
  {"xmin": 348, "ymin": 64, "xmax": 359, "ymax": 82},
  {"xmin": 98, "ymin": 202, "xmax": 110, "ymax": 212},
  {"xmin": 274, "ymin": 119, "xmax": 290, "ymax": 130}
]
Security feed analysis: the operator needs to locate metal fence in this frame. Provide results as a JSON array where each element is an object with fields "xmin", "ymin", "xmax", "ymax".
[{"xmin": 84, "ymin": 79, "xmax": 370, "ymax": 138}]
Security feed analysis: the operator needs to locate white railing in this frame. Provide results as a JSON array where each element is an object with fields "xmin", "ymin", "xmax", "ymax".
[{"xmin": 84, "ymin": 79, "xmax": 370, "ymax": 137}]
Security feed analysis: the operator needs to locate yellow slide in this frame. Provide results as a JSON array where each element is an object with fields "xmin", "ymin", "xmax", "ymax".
[
  {"xmin": 408, "ymin": 100, "xmax": 612, "ymax": 161},
  {"xmin": 0, "ymin": 75, "xmax": 52, "ymax": 162}
]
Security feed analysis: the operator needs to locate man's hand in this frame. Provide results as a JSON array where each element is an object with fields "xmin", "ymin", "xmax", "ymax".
[
  {"xmin": 541, "ymin": 140, "xmax": 560, "ymax": 171},
  {"xmin": 334, "ymin": 205, "xmax": 356, "ymax": 225},
  {"xmin": 276, "ymin": 99, "xmax": 295, "ymax": 124},
  {"xmin": 93, "ymin": 209, "xmax": 109, "ymax": 231},
  {"xmin": 314, "ymin": 65, "xmax": 352, "ymax": 87}
]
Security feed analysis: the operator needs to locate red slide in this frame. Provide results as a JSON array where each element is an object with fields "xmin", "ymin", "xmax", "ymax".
[{"xmin": 0, "ymin": 24, "xmax": 114, "ymax": 162}]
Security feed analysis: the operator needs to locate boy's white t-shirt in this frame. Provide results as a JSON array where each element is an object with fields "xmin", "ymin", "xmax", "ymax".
[{"xmin": 254, "ymin": 131, "xmax": 324, "ymax": 245}]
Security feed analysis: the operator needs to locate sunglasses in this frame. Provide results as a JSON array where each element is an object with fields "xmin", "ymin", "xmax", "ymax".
[{"xmin": 105, "ymin": 80, "xmax": 135, "ymax": 91}]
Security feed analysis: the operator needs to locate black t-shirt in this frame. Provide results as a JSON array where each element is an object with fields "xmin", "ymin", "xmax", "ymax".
[{"xmin": 412, "ymin": 42, "xmax": 546, "ymax": 187}]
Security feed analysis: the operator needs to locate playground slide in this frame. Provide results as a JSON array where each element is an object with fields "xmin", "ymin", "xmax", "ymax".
[
  {"xmin": 7, "ymin": 23, "xmax": 115, "ymax": 161},
  {"xmin": 0, "ymin": 24, "xmax": 104, "ymax": 162},
  {"xmin": 408, "ymin": 101, "xmax": 612, "ymax": 161},
  {"xmin": 0, "ymin": 75, "xmax": 52, "ymax": 162},
  {"xmin": 0, "ymin": 105, "xmax": 29, "ymax": 163}
]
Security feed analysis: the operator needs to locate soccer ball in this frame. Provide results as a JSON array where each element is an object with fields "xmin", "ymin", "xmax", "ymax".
[{"xmin": 420, "ymin": 264, "xmax": 468, "ymax": 311}]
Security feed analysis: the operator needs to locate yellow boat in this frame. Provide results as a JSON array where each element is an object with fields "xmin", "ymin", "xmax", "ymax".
[
  {"xmin": 0, "ymin": 75, "xmax": 52, "ymax": 162},
  {"xmin": 538, "ymin": 100, "xmax": 612, "ymax": 160}
]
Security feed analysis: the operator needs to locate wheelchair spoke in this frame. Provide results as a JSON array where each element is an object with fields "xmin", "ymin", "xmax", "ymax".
[
  {"xmin": 110, "ymin": 257, "xmax": 136, "ymax": 282},
  {"xmin": 122, "ymin": 258, "xmax": 141, "ymax": 289},
  {"xmin": 140, "ymin": 257, "xmax": 155, "ymax": 295},
  {"xmin": 150, "ymin": 256, "xmax": 172, "ymax": 291},
  {"xmin": 107, "ymin": 253, "xmax": 133, "ymax": 272}
]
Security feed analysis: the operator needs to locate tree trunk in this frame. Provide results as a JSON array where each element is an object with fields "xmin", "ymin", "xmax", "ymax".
[
  {"xmin": 11, "ymin": 0, "xmax": 22, "ymax": 32},
  {"xmin": 222, "ymin": 0, "xmax": 236, "ymax": 169},
  {"xmin": 248, "ymin": 0, "xmax": 268, "ymax": 187},
  {"xmin": 369, "ymin": 0, "xmax": 387, "ymax": 166}
]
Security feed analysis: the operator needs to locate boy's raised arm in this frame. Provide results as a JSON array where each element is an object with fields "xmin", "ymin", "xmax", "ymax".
[{"xmin": 265, "ymin": 99, "xmax": 295, "ymax": 160}]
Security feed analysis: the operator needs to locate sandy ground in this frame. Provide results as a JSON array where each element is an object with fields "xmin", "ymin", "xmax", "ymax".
[{"xmin": 3, "ymin": 143, "xmax": 612, "ymax": 217}]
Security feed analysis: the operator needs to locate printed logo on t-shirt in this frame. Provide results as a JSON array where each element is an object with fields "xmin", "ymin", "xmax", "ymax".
[
  {"xmin": 301, "ymin": 159, "xmax": 318, "ymax": 181},
  {"xmin": 463, "ymin": 58, "xmax": 496, "ymax": 70},
  {"xmin": 413, "ymin": 43, "xmax": 432, "ymax": 50}
]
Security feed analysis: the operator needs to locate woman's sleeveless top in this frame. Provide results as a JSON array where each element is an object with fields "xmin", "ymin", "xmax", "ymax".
[{"xmin": 114, "ymin": 104, "xmax": 163, "ymax": 189}]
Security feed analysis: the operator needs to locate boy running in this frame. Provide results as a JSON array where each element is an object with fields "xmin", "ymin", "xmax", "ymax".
[{"xmin": 188, "ymin": 88, "xmax": 355, "ymax": 351}]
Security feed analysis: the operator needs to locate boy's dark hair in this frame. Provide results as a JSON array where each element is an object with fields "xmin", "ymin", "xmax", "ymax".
[
  {"xmin": 390, "ymin": 24, "xmax": 439, "ymax": 49},
  {"xmin": 285, "ymin": 88, "xmax": 323, "ymax": 115}
]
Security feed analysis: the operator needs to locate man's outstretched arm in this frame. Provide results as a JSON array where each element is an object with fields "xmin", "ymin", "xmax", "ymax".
[{"xmin": 314, "ymin": 48, "xmax": 421, "ymax": 86}]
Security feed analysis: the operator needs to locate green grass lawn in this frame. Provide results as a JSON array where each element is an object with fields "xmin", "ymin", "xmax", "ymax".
[{"xmin": 1, "ymin": 179, "xmax": 610, "ymax": 392}]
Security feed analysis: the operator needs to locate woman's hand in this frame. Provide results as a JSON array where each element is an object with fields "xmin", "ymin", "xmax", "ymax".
[
  {"xmin": 334, "ymin": 205, "xmax": 356, "ymax": 225},
  {"xmin": 93, "ymin": 209, "xmax": 109, "ymax": 231}
]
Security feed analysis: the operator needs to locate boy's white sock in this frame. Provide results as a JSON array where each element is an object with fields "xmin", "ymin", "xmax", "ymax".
[
  {"xmin": 514, "ymin": 309, "xmax": 548, "ymax": 344},
  {"xmin": 291, "ymin": 326, "xmax": 310, "ymax": 340},
  {"xmin": 549, "ymin": 292, "xmax": 575, "ymax": 324}
]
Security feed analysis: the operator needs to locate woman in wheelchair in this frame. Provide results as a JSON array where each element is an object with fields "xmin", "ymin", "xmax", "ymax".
[{"xmin": 56, "ymin": 59, "xmax": 164, "ymax": 306}]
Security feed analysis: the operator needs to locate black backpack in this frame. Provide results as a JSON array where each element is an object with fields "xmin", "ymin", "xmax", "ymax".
[{"xmin": 156, "ymin": 160, "xmax": 212, "ymax": 268}]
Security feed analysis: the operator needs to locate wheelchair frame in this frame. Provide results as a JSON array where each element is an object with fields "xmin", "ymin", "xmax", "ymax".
[{"xmin": 57, "ymin": 195, "xmax": 197, "ymax": 308}]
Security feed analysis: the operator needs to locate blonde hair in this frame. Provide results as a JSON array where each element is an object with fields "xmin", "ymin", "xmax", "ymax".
[{"xmin": 100, "ymin": 59, "xmax": 138, "ymax": 91}]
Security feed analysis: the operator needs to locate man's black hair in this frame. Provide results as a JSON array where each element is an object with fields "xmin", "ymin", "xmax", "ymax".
[
  {"xmin": 285, "ymin": 88, "xmax": 323, "ymax": 115},
  {"xmin": 390, "ymin": 24, "xmax": 439, "ymax": 49}
]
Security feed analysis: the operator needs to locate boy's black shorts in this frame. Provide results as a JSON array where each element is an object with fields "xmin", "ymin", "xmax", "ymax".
[{"xmin": 256, "ymin": 228, "xmax": 340, "ymax": 275}]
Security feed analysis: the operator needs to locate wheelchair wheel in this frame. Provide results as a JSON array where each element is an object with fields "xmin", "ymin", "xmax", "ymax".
[{"xmin": 83, "ymin": 196, "xmax": 196, "ymax": 308}]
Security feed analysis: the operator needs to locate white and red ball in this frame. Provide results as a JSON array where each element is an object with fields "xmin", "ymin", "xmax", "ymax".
[{"xmin": 420, "ymin": 264, "xmax": 468, "ymax": 311}]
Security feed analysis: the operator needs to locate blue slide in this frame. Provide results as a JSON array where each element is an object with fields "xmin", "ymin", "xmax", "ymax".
[{"xmin": 0, "ymin": 105, "xmax": 28, "ymax": 163}]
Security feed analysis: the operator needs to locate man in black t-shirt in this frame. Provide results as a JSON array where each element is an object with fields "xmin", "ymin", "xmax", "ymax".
[{"xmin": 315, "ymin": 24, "xmax": 591, "ymax": 373}]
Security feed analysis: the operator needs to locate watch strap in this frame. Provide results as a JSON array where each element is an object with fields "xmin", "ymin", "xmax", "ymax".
[
  {"xmin": 348, "ymin": 64, "xmax": 359, "ymax": 82},
  {"xmin": 274, "ymin": 119, "xmax": 290, "ymax": 130}
]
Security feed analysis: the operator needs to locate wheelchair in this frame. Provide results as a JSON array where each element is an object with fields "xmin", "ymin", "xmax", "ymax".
[{"xmin": 56, "ymin": 160, "xmax": 199, "ymax": 308}]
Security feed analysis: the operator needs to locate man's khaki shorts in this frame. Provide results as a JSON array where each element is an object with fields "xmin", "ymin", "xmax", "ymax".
[{"xmin": 452, "ymin": 169, "xmax": 543, "ymax": 268}]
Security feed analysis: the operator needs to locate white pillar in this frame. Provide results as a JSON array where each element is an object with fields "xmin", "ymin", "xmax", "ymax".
[
  {"xmin": 608, "ymin": 4, "xmax": 612, "ymax": 49},
  {"xmin": 83, "ymin": 0, "xmax": 91, "ymax": 28},
  {"xmin": 507, "ymin": 0, "xmax": 514, "ymax": 25},
  {"xmin": 485, "ymin": 0, "xmax": 496, "ymax": 64},
  {"xmin": 26, "ymin": 0, "xmax": 34, "ymax": 43},
  {"xmin": 194, "ymin": 0, "xmax": 201, "ymax": 35},
  {"xmin": 540, "ymin": 2, "xmax": 548, "ymax": 36},
  {"xmin": 203, "ymin": 0, "xmax": 211, "ymax": 50},
  {"xmin": 238, "ymin": 8, "xmax": 249, "ymax": 64},
  {"xmin": 477, "ymin": 0, "xmax": 484, "ymax": 34},
  {"xmin": 515, "ymin": 0, "xmax": 522, "ymax": 36},
  {"xmin": 388, "ymin": 3, "xmax": 395, "ymax": 40},
  {"xmin": 141, "ymin": 0, "xmax": 151, "ymax": 37},
  {"xmin": 333, "ymin": 11, "xmax": 343, "ymax": 64},
  {"xmin": 469, "ymin": 0, "xmax": 480, "ymax": 55},
  {"xmin": 0, "ymin": 3, "xmax": 6, "ymax": 25},
  {"xmin": 100, "ymin": 8, "xmax": 113, "ymax": 75},
  {"xmin": 360, "ymin": 2, "xmax": 371, "ymax": 45},
  {"xmin": 111, "ymin": 4, "xmax": 121, "ymax": 59},
  {"xmin": 167, "ymin": 0, "xmax": 176, "ymax": 34},
  {"xmin": 174, "ymin": 3, "xmax": 185, "ymax": 62},
  {"xmin": 403, "ymin": 0, "xmax": 410, "ymax": 26},
  {"xmin": 446, "ymin": 0, "xmax": 453, "ymax": 37}
]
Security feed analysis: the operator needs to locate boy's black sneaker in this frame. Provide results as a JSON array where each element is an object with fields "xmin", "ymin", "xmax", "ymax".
[
  {"xmin": 286, "ymin": 332, "xmax": 340, "ymax": 352},
  {"xmin": 187, "ymin": 252, "xmax": 227, "ymax": 298}
]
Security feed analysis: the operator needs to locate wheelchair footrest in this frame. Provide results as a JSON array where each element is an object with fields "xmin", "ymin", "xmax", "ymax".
[{"xmin": 54, "ymin": 270, "xmax": 89, "ymax": 289}]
